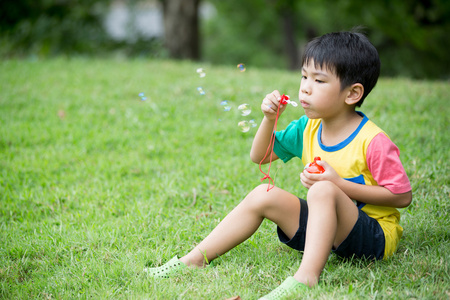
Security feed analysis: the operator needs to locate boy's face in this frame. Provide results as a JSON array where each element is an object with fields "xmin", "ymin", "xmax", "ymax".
[{"xmin": 299, "ymin": 59, "xmax": 349, "ymax": 120}]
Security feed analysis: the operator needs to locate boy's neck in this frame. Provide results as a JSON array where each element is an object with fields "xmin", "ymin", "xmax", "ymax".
[{"xmin": 320, "ymin": 110, "xmax": 363, "ymax": 147}]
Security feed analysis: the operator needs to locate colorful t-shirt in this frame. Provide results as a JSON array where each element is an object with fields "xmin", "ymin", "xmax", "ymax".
[{"xmin": 273, "ymin": 112, "xmax": 411, "ymax": 258}]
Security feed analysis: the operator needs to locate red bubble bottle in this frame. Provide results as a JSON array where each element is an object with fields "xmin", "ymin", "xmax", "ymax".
[{"xmin": 305, "ymin": 157, "xmax": 325, "ymax": 174}]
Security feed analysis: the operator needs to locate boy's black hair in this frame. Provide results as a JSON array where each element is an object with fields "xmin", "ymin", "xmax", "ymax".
[{"xmin": 302, "ymin": 31, "xmax": 381, "ymax": 107}]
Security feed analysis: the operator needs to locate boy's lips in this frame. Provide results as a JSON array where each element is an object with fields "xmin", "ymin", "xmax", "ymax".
[{"xmin": 300, "ymin": 100, "xmax": 310, "ymax": 108}]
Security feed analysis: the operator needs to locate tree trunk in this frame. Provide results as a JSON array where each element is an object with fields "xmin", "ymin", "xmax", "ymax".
[
  {"xmin": 280, "ymin": 10, "xmax": 300, "ymax": 70},
  {"xmin": 161, "ymin": 0, "xmax": 200, "ymax": 60}
]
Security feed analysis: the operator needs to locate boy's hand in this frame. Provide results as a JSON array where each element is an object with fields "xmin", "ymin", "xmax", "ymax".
[
  {"xmin": 261, "ymin": 90, "xmax": 287, "ymax": 121},
  {"xmin": 300, "ymin": 160, "xmax": 341, "ymax": 189}
]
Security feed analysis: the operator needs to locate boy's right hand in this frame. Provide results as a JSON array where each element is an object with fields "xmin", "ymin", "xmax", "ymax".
[{"xmin": 261, "ymin": 90, "xmax": 287, "ymax": 121}]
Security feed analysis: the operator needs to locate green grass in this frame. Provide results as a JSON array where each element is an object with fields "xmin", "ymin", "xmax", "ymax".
[{"xmin": 0, "ymin": 58, "xmax": 449, "ymax": 299}]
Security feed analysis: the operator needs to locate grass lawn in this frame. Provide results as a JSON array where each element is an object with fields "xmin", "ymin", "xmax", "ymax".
[{"xmin": 0, "ymin": 58, "xmax": 449, "ymax": 299}]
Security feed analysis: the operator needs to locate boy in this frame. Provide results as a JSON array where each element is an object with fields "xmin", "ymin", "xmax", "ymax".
[{"xmin": 145, "ymin": 31, "xmax": 412, "ymax": 299}]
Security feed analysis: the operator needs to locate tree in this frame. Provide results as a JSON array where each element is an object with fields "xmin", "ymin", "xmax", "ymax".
[
  {"xmin": 0, "ymin": 0, "xmax": 111, "ymax": 56},
  {"xmin": 269, "ymin": 0, "xmax": 304, "ymax": 70},
  {"xmin": 202, "ymin": 0, "xmax": 450, "ymax": 78},
  {"xmin": 160, "ymin": 0, "xmax": 201, "ymax": 60}
]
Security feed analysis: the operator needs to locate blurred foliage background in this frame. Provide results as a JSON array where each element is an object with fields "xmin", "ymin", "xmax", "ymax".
[{"xmin": 1, "ymin": 0, "xmax": 449, "ymax": 79}]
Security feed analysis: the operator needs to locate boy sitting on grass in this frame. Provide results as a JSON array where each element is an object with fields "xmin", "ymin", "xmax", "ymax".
[{"xmin": 145, "ymin": 31, "xmax": 412, "ymax": 299}]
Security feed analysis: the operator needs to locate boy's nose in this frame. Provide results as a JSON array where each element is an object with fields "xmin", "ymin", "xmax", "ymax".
[{"xmin": 300, "ymin": 82, "xmax": 311, "ymax": 95}]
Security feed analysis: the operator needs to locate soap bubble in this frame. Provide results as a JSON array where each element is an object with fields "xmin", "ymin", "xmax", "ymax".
[
  {"xmin": 220, "ymin": 100, "xmax": 231, "ymax": 112},
  {"xmin": 237, "ymin": 63, "xmax": 246, "ymax": 72},
  {"xmin": 238, "ymin": 103, "xmax": 251, "ymax": 116},
  {"xmin": 238, "ymin": 120, "xmax": 250, "ymax": 132},
  {"xmin": 196, "ymin": 68, "xmax": 206, "ymax": 78},
  {"xmin": 249, "ymin": 119, "xmax": 257, "ymax": 127},
  {"xmin": 139, "ymin": 92, "xmax": 147, "ymax": 101},
  {"xmin": 197, "ymin": 87, "xmax": 205, "ymax": 95}
]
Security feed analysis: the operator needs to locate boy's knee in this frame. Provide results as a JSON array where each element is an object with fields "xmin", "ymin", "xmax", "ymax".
[
  {"xmin": 307, "ymin": 181, "xmax": 340, "ymax": 204},
  {"xmin": 308, "ymin": 180, "xmax": 337, "ymax": 193},
  {"xmin": 243, "ymin": 184, "xmax": 277, "ymax": 208},
  {"xmin": 248, "ymin": 184, "xmax": 276, "ymax": 197},
  {"xmin": 254, "ymin": 184, "xmax": 273, "ymax": 194}
]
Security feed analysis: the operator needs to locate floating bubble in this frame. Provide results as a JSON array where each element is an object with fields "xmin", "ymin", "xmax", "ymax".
[
  {"xmin": 238, "ymin": 103, "xmax": 251, "ymax": 116},
  {"xmin": 197, "ymin": 87, "xmax": 205, "ymax": 95},
  {"xmin": 238, "ymin": 120, "xmax": 250, "ymax": 132},
  {"xmin": 139, "ymin": 92, "xmax": 147, "ymax": 101},
  {"xmin": 196, "ymin": 68, "xmax": 206, "ymax": 78},
  {"xmin": 237, "ymin": 63, "xmax": 246, "ymax": 72},
  {"xmin": 220, "ymin": 100, "xmax": 231, "ymax": 112},
  {"xmin": 249, "ymin": 119, "xmax": 257, "ymax": 127}
]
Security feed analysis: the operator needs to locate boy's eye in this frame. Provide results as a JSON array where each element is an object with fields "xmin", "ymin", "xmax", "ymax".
[
  {"xmin": 315, "ymin": 79, "xmax": 324, "ymax": 83},
  {"xmin": 301, "ymin": 75, "xmax": 307, "ymax": 79}
]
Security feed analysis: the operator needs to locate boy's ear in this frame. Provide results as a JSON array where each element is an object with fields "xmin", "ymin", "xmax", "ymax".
[{"xmin": 345, "ymin": 83, "xmax": 364, "ymax": 106}]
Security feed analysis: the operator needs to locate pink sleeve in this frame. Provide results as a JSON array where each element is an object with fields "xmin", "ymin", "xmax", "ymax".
[{"xmin": 367, "ymin": 133, "xmax": 411, "ymax": 194}]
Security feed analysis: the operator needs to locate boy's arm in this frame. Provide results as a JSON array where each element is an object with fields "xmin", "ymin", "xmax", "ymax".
[
  {"xmin": 250, "ymin": 90, "xmax": 287, "ymax": 164},
  {"xmin": 333, "ymin": 177, "xmax": 412, "ymax": 208},
  {"xmin": 250, "ymin": 116, "xmax": 278, "ymax": 164},
  {"xmin": 300, "ymin": 161, "xmax": 412, "ymax": 208}
]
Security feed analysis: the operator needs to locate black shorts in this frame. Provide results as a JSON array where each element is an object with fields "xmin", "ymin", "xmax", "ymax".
[{"xmin": 277, "ymin": 198, "xmax": 385, "ymax": 260}]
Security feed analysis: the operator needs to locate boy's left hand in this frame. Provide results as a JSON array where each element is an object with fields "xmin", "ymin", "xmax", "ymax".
[{"xmin": 300, "ymin": 160, "xmax": 340, "ymax": 189}]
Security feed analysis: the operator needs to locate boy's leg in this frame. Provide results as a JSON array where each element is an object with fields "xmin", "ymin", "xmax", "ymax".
[
  {"xmin": 180, "ymin": 184, "xmax": 301, "ymax": 267},
  {"xmin": 293, "ymin": 181, "xmax": 358, "ymax": 287}
]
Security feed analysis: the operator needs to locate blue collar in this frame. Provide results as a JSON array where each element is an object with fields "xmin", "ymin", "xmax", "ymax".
[{"xmin": 318, "ymin": 112, "xmax": 368, "ymax": 152}]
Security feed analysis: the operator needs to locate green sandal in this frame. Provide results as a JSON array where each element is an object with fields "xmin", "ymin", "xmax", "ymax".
[
  {"xmin": 259, "ymin": 276, "xmax": 308, "ymax": 300},
  {"xmin": 144, "ymin": 256, "xmax": 186, "ymax": 278}
]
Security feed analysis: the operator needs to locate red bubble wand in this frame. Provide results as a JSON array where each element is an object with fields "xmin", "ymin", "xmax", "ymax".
[{"xmin": 259, "ymin": 94, "xmax": 296, "ymax": 191}]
